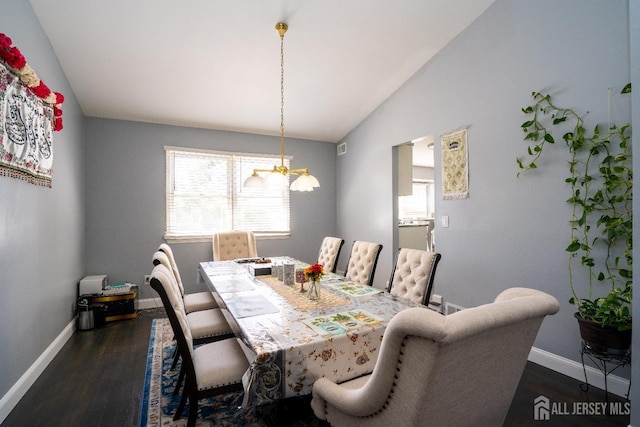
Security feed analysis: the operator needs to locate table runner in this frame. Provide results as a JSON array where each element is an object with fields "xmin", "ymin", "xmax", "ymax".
[{"xmin": 257, "ymin": 275, "xmax": 351, "ymax": 312}]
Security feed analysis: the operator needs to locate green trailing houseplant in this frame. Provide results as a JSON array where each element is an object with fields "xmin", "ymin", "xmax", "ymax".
[{"xmin": 516, "ymin": 85, "xmax": 632, "ymax": 340}]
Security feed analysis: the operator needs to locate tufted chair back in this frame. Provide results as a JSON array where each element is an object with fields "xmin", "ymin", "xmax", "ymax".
[
  {"xmin": 317, "ymin": 237, "xmax": 345, "ymax": 273},
  {"xmin": 344, "ymin": 241, "xmax": 383, "ymax": 286},
  {"xmin": 311, "ymin": 288, "xmax": 561, "ymax": 427},
  {"xmin": 212, "ymin": 230, "xmax": 258, "ymax": 261},
  {"xmin": 387, "ymin": 248, "xmax": 441, "ymax": 305}
]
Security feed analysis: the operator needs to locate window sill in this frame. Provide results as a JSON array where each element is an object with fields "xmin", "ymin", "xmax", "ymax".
[{"xmin": 164, "ymin": 233, "xmax": 290, "ymax": 244}]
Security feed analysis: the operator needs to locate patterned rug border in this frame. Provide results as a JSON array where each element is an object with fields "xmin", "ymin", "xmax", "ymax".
[{"xmin": 139, "ymin": 318, "xmax": 161, "ymax": 427}]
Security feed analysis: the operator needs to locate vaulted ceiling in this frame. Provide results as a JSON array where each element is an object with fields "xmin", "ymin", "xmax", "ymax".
[{"xmin": 29, "ymin": 0, "xmax": 495, "ymax": 144}]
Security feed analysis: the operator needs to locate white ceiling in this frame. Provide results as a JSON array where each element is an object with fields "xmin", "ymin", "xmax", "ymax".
[{"xmin": 29, "ymin": 0, "xmax": 494, "ymax": 143}]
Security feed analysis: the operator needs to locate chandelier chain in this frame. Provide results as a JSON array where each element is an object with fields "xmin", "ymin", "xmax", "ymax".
[
  {"xmin": 242, "ymin": 22, "xmax": 318, "ymax": 191},
  {"xmin": 279, "ymin": 29, "xmax": 285, "ymax": 167}
]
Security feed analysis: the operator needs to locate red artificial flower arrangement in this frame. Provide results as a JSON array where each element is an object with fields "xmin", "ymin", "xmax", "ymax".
[
  {"xmin": 304, "ymin": 263, "xmax": 325, "ymax": 282},
  {"xmin": 0, "ymin": 32, "xmax": 64, "ymax": 131}
]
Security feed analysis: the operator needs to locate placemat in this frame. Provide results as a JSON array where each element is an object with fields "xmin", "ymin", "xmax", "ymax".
[
  {"xmin": 258, "ymin": 276, "xmax": 351, "ymax": 312},
  {"xmin": 302, "ymin": 309, "xmax": 382, "ymax": 336},
  {"xmin": 210, "ymin": 275, "xmax": 255, "ymax": 293},
  {"xmin": 225, "ymin": 294, "xmax": 280, "ymax": 318},
  {"xmin": 325, "ymin": 281, "xmax": 383, "ymax": 296}
]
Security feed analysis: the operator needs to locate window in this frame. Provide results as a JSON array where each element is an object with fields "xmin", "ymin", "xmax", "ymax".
[
  {"xmin": 398, "ymin": 181, "xmax": 434, "ymax": 220},
  {"xmin": 165, "ymin": 146, "xmax": 290, "ymax": 241}
]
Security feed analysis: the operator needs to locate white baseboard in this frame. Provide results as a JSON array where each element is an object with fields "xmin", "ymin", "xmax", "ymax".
[
  {"xmin": 528, "ymin": 346, "xmax": 630, "ymax": 398},
  {"xmin": 0, "ymin": 319, "xmax": 76, "ymax": 424},
  {"xmin": 138, "ymin": 297, "xmax": 163, "ymax": 310}
]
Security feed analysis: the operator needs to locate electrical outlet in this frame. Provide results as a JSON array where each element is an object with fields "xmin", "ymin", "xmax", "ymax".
[
  {"xmin": 144, "ymin": 275, "xmax": 151, "ymax": 286},
  {"xmin": 445, "ymin": 302, "xmax": 465, "ymax": 315}
]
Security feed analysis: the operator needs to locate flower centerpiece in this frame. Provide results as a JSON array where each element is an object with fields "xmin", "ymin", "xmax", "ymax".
[
  {"xmin": 304, "ymin": 263, "xmax": 324, "ymax": 300},
  {"xmin": 304, "ymin": 263, "xmax": 325, "ymax": 282}
]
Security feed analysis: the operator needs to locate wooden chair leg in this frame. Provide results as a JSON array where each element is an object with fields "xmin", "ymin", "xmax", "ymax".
[
  {"xmin": 188, "ymin": 393, "xmax": 198, "ymax": 427},
  {"xmin": 171, "ymin": 347, "xmax": 180, "ymax": 370},
  {"xmin": 173, "ymin": 365, "xmax": 185, "ymax": 395},
  {"xmin": 174, "ymin": 386, "xmax": 188, "ymax": 421}
]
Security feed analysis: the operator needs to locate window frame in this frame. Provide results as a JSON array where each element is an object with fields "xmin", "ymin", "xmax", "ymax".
[
  {"xmin": 398, "ymin": 179, "xmax": 435, "ymax": 221},
  {"xmin": 164, "ymin": 145, "xmax": 291, "ymax": 243}
]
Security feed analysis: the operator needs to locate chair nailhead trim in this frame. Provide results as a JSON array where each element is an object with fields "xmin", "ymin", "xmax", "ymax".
[{"xmin": 361, "ymin": 336, "xmax": 411, "ymax": 419}]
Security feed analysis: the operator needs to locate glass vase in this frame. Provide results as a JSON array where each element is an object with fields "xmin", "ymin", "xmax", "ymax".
[{"xmin": 308, "ymin": 280, "xmax": 320, "ymax": 300}]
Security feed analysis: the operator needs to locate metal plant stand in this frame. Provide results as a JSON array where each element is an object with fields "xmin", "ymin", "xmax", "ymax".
[{"xmin": 579, "ymin": 341, "xmax": 631, "ymax": 409}]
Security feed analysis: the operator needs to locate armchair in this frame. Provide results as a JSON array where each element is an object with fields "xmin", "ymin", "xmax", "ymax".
[{"xmin": 311, "ymin": 287, "xmax": 560, "ymax": 426}]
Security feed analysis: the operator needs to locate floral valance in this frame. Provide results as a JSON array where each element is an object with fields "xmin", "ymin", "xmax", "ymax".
[{"xmin": 0, "ymin": 33, "xmax": 64, "ymax": 187}]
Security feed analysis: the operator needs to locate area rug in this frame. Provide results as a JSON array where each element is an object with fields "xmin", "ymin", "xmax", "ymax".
[{"xmin": 139, "ymin": 318, "xmax": 318, "ymax": 427}]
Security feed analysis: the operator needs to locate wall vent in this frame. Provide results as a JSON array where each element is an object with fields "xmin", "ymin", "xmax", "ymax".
[{"xmin": 337, "ymin": 142, "xmax": 347, "ymax": 156}]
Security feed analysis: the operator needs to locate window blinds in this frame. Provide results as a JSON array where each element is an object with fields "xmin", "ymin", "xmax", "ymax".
[{"xmin": 165, "ymin": 146, "xmax": 291, "ymax": 239}]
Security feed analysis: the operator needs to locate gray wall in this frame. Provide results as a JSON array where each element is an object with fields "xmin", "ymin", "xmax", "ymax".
[
  {"xmin": 0, "ymin": 0, "xmax": 85, "ymax": 400},
  {"xmin": 337, "ymin": 0, "xmax": 634, "ymax": 381},
  {"xmin": 84, "ymin": 118, "xmax": 336, "ymax": 300}
]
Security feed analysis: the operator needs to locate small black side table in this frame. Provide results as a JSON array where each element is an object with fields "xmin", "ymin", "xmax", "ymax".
[
  {"xmin": 579, "ymin": 341, "xmax": 631, "ymax": 406},
  {"xmin": 88, "ymin": 289, "xmax": 138, "ymax": 322}
]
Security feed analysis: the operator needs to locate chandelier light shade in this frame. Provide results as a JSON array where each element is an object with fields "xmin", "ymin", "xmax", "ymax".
[
  {"xmin": 264, "ymin": 170, "xmax": 289, "ymax": 189},
  {"xmin": 290, "ymin": 172, "xmax": 320, "ymax": 192},
  {"xmin": 243, "ymin": 171, "xmax": 264, "ymax": 188},
  {"xmin": 243, "ymin": 22, "xmax": 320, "ymax": 192}
]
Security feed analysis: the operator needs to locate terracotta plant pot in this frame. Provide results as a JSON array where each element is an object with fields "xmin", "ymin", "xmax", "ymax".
[{"xmin": 574, "ymin": 312, "xmax": 632, "ymax": 355}]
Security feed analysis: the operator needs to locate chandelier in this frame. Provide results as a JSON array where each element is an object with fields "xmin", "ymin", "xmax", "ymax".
[{"xmin": 243, "ymin": 22, "xmax": 320, "ymax": 192}]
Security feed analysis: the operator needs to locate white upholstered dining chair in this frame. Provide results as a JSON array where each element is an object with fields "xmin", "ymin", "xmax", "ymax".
[
  {"xmin": 152, "ymin": 251, "xmax": 233, "ymax": 342},
  {"xmin": 212, "ymin": 230, "xmax": 258, "ymax": 261},
  {"xmin": 317, "ymin": 236, "xmax": 345, "ymax": 273},
  {"xmin": 158, "ymin": 243, "xmax": 219, "ymax": 313},
  {"xmin": 152, "ymin": 250, "xmax": 234, "ymax": 389},
  {"xmin": 311, "ymin": 287, "xmax": 560, "ymax": 427},
  {"xmin": 149, "ymin": 264, "xmax": 249, "ymax": 427},
  {"xmin": 344, "ymin": 241, "xmax": 383, "ymax": 286},
  {"xmin": 387, "ymin": 248, "xmax": 441, "ymax": 305}
]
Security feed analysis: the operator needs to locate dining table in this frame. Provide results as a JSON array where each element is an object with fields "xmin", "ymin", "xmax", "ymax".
[{"xmin": 198, "ymin": 256, "xmax": 423, "ymax": 407}]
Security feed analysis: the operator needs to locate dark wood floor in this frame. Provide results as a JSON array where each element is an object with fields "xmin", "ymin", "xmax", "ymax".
[{"xmin": 1, "ymin": 308, "xmax": 630, "ymax": 427}]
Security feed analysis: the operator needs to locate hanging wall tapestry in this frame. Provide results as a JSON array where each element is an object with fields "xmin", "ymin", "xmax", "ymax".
[
  {"xmin": 0, "ymin": 33, "xmax": 64, "ymax": 188},
  {"xmin": 441, "ymin": 127, "xmax": 469, "ymax": 200}
]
